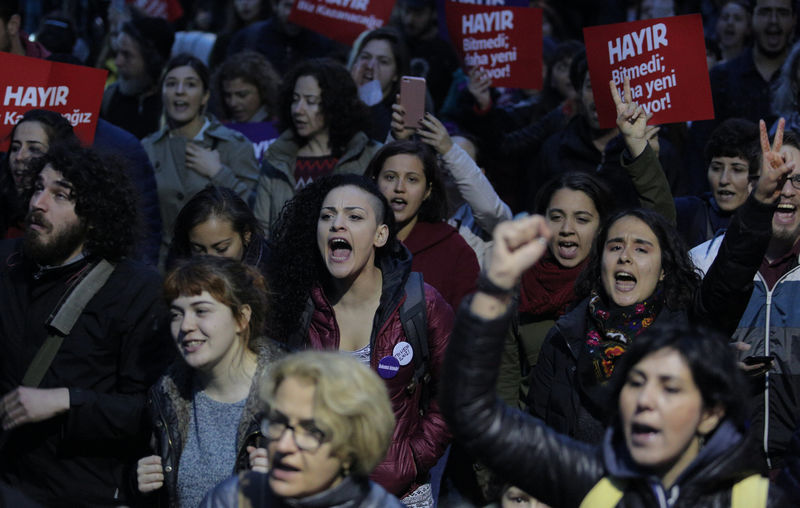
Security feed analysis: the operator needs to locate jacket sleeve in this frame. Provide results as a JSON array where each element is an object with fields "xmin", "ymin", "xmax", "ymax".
[
  {"xmin": 62, "ymin": 271, "xmax": 173, "ymax": 441},
  {"xmin": 621, "ymin": 143, "xmax": 676, "ymax": 225},
  {"xmin": 440, "ymin": 298, "xmax": 605, "ymax": 508},
  {"xmin": 692, "ymin": 194, "xmax": 775, "ymax": 335},
  {"xmin": 198, "ymin": 474, "xmax": 239, "ymax": 508},
  {"xmin": 526, "ymin": 326, "xmax": 558, "ymax": 419},
  {"xmin": 406, "ymin": 286, "xmax": 454, "ymax": 474},
  {"xmin": 211, "ymin": 138, "xmax": 259, "ymax": 202},
  {"xmin": 441, "ymin": 143, "xmax": 512, "ymax": 235}
]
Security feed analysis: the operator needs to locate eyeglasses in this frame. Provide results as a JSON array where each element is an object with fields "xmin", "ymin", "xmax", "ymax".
[
  {"xmin": 787, "ymin": 175, "xmax": 800, "ymax": 190},
  {"xmin": 261, "ymin": 413, "xmax": 326, "ymax": 452}
]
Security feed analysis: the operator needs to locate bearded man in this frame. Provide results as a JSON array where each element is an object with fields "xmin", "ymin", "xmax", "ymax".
[
  {"xmin": 0, "ymin": 143, "xmax": 172, "ymax": 506},
  {"xmin": 100, "ymin": 16, "xmax": 174, "ymax": 139}
]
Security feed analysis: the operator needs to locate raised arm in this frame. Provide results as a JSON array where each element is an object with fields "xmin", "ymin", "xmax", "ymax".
[
  {"xmin": 695, "ymin": 118, "xmax": 792, "ymax": 334},
  {"xmin": 440, "ymin": 216, "xmax": 604, "ymax": 507},
  {"xmin": 416, "ymin": 113, "xmax": 512, "ymax": 233},
  {"xmin": 610, "ymin": 78, "xmax": 676, "ymax": 224}
]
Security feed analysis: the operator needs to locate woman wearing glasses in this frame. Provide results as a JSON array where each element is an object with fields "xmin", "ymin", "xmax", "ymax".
[
  {"xmin": 135, "ymin": 256, "xmax": 284, "ymax": 507},
  {"xmin": 201, "ymin": 350, "xmax": 403, "ymax": 506}
]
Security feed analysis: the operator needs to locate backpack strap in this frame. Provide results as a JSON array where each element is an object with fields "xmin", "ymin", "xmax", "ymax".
[
  {"xmin": 732, "ymin": 474, "xmax": 769, "ymax": 508},
  {"xmin": 400, "ymin": 272, "xmax": 431, "ymax": 412},
  {"xmin": 21, "ymin": 259, "xmax": 115, "ymax": 387},
  {"xmin": 579, "ymin": 477, "xmax": 626, "ymax": 508}
]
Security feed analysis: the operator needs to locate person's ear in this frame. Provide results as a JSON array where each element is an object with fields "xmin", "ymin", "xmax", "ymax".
[
  {"xmin": 697, "ymin": 404, "xmax": 725, "ymax": 436},
  {"xmin": 243, "ymin": 231, "xmax": 252, "ymax": 246},
  {"xmin": 659, "ymin": 269, "xmax": 665, "ymax": 282},
  {"xmin": 236, "ymin": 304, "xmax": 252, "ymax": 334},
  {"xmin": 374, "ymin": 224, "xmax": 389, "ymax": 248},
  {"xmin": 423, "ymin": 183, "xmax": 432, "ymax": 201}
]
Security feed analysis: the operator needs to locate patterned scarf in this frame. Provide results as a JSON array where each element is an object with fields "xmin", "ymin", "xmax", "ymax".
[{"xmin": 583, "ymin": 287, "xmax": 662, "ymax": 383}]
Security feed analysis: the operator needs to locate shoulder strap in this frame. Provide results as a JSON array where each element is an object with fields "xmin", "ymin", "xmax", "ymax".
[
  {"xmin": 579, "ymin": 477, "xmax": 626, "ymax": 508},
  {"xmin": 21, "ymin": 259, "xmax": 115, "ymax": 387},
  {"xmin": 732, "ymin": 474, "xmax": 769, "ymax": 508},
  {"xmin": 400, "ymin": 272, "xmax": 431, "ymax": 412}
]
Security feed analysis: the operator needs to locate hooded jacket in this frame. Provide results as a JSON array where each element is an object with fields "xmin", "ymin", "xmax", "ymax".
[
  {"xmin": 441, "ymin": 302, "xmax": 789, "ymax": 507},
  {"xmin": 142, "ymin": 341, "xmax": 285, "ymax": 507},
  {"xmin": 301, "ymin": 247, "xmax": 453, "ymax": 498}
]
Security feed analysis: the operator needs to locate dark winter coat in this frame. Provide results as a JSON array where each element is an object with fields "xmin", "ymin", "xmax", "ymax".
[
  {"xmin": 528, "ymin": 194, "xmax": 775, "ymax": 442},
  {"xmin": 441, "ymin": 302, "xmax": 789, "ymax": 507}
]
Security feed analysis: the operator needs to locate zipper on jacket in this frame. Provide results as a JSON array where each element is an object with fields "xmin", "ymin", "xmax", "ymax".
[{"xmin": 764, "ymin": 287, "xmax": 772, "ymax": 469}]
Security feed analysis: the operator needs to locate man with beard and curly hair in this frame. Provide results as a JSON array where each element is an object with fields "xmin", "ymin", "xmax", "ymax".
[{"xmin": 0, "ymin": 143, "xmax": 173, "ymax": 506}]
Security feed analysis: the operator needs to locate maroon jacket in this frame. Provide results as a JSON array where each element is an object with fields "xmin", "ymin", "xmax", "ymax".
[
  {"xmin": 305, "ymin": 249, "xmax": 453, "ymax": 498},
  {"xmin": 403, "ymin": 221, "xmax": 479, "ymax": 311}
]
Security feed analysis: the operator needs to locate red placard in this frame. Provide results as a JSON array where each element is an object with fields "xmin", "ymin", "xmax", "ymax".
[
  {"xmin": 583, "ymin": 14, "xmax": 712, "ymax": 129},
  {"xmin": 288, "ymin": 0, "xmax": 395, "ymax": 46},
  {"xmin": 0, "ymin": 53, "xmax": 107, "ymax": 151},
  {"xmin": 445, "ymin": 4, "xmax": 542, "ymax": 89}
]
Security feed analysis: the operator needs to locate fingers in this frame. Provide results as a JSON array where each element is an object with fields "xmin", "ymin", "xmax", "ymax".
[
  {"xmin": 137, "ymin": 455, "xmax": 164, "ymax": 493},
  {"xmin": 248, "ymin": 446, "xmax": 269, "ymax": 473},
  {"xmin": 774, "ymin": 117, "xmax": 786, "ymax": 152},
  {"xmin": 623, "ymin": 76, "xmax": 632, "ymax": 104},
  {"xmin": 760, "ymin": 120, "xmax": 771, "ymax": 155},
  {"xmin": 609, "ymin": 79, "xmax": 621, "ymax": 107}
]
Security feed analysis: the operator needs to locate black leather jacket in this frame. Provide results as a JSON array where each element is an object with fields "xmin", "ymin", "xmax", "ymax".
[{"xmin": 441, "ymin": 303, "xmax": 789, "ymax": 507}]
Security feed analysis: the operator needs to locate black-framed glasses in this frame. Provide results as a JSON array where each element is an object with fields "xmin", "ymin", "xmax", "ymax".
[
  {"xmin": 787, "ymin": 175, "xmax": 800, "ymax": 190},
  {"xmin": 260, "ymin": 413, "xmax": 326, "ymax": 452}
]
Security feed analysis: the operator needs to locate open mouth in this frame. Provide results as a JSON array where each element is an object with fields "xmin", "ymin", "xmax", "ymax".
[
  {"xmin": 329, "ymin": 238, "xmax": 352, "ymax": 261},
  {"xmin": 172, "ymin": 100, "xmax": 190, "ymax": 113},
  {"xmin": 389, "ymin": 197, "xmax": 407, "ymax": 212},
  {"xmin": 630, "ymin": 422, "xmax": 659, "ymax": 444},
  {"xmin": 181, "ymin": 339, "xmax": 204, "ymax": 353},
  {"xmin": 614, "ymin": 271, "xmax": 637, "ymax": 292},
  {"xmin": 775, "ymin": 203, "xmax": 797, "ymax": 225},
  {"xmin": 557, "ymin": 241, "xmax": 579, "ymax": 259},
  {"xmin": 271, "ymin": 460, "xmax": 301, "ymax": 480}
]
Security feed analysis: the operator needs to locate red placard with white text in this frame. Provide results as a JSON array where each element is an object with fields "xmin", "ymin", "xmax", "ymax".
[
  {"xmin": 0, "ymin": 53, "xmax": 107, "ymax": 151},
  {"xmin": 583, "ymin": 14, "xmax": 712, "ymax": 129},
  {"xmin": 288, "ymin": 0, "xmax": 395, "ymax": 46},
  {"xmin": 445, "ymin": 4, "xmax": 542, "ymax": 89}
]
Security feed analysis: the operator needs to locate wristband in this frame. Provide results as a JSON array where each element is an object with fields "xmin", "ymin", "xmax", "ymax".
[{"xmin": 476, "ymin": 272, "xmax": 515, "ymax": 297}]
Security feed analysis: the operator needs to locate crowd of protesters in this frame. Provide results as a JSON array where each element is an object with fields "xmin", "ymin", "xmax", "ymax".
[{"xmin": 2, "ymin": 0, "xmax": 800, "ymax": 506}]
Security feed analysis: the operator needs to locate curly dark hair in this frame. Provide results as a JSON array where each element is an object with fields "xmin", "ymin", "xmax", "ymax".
[
  {"xmin": 575, "ymin": 208, "xmax": 701, "ymax": 311},
  {"xmin": 22, "ymin": 143, "xmax": 140, "ymax": 262},
  {"xmin": 703, "ymin": 118, "xmax": 759, "ymax": 175},
  {"xmin": 214, "ymin": 50, "xmax": 281, "ymax": 122},
  {"xmin": 278, "ymin": 58, "xmax": 371, "ymax": 157},
  {"xmin": 1, "ymin": 110, "xmax": 78, "ymax": 234},
  {"xmin": 170, "ymin": 185, "xmax": 265, "ymax": 259},
  {"xmin": 609, "ymin": 320, "xmax": 749, "ymax": 429},
  {"xmin": 164, "ymin": 255, "xmax": 269, "ymax": 350},
  {"xmin": 363, "ymin": 139, "xmax": 447, "ymax": 223},
  {"xmin": 266, "ymin": 174, "xmax": 399, "ymax": 341}
]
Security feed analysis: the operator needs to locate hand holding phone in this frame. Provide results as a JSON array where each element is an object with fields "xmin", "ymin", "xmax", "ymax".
[{"xmin": 399, "ymin": 76, "xmax": 426, "ymax": 131}]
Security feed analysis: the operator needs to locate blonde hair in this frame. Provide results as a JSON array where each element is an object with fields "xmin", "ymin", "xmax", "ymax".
[{"xmin": 260, "ymin": 351, "xmax": 395, "ymax": 476}]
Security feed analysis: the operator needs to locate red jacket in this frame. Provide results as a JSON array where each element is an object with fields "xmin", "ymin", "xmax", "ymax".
[
  {"xmin": 403, "ymin": 221, "xmax": 479, "ymax": 311},
  {"xmin": 305, "ymin": 250, "xmax": 453, "ymax": 498}
]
